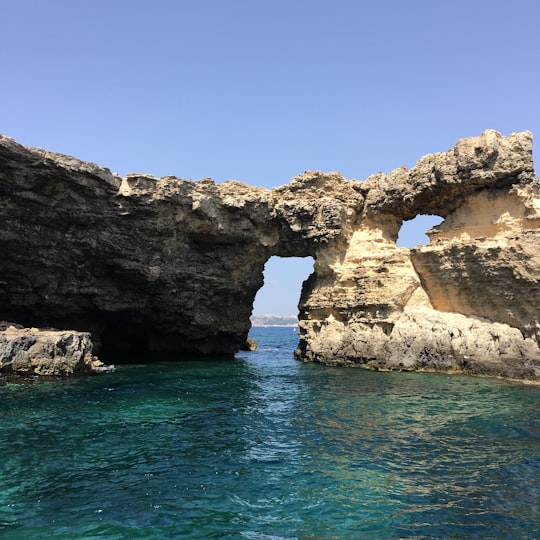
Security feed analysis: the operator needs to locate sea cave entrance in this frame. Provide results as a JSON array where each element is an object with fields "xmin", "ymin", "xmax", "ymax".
[{"xmin": 251, "ymin": 256, "xmax": 315, "ymax": 326}]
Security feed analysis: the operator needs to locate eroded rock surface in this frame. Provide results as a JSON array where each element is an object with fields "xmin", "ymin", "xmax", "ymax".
[
  {"xmin": 0, "ymin": 322, "xmax": 100, "ymax": 376},
  {"xmin": 1, "ymin": 130, "xmax": 539, "ymax": 380},
  {"xmin": 296, "ymin": 131, "xmax": 540, "ymax": 381}
]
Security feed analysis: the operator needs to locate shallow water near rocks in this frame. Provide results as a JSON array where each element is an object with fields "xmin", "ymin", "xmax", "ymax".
[{"xmin": 1, "ymin": 327, "xmax": 539, "ymax": 539}]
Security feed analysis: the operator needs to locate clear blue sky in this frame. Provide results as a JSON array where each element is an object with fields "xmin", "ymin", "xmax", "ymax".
[{"xmin": 2, "ymin": 0, "xmax": 539, "ymax": 315}]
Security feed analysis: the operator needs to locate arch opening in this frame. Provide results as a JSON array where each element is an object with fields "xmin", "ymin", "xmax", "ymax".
[
  {"xmin": 397, "ymin": 214, "xmax": 443, "ymax": 248},
  {"xmin": 251, "ymin": 256, "xmax": 315, "ymax": 325}
]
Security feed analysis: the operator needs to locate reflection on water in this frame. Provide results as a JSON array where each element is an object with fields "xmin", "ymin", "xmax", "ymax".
[{"xmin": 0, "ymin": 327, "xmax": 539, "ymax": 539}]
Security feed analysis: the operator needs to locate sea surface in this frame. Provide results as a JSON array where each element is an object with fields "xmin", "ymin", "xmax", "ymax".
[{"xmin": 1, "ymin": 326, "xmax": 539, "ymax": 539}]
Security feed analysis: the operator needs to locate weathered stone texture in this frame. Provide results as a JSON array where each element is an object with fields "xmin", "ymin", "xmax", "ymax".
[
  {"xmin": 1, "ymin": 130, "xmax": 539, "ymax": 380},
  {"xmin": 0, "ymin": 322, "xmax": 99, "ymax": 376},
  {"xmin": 296, "ymin": 131, "xmax": 540, "ymax": 381}
]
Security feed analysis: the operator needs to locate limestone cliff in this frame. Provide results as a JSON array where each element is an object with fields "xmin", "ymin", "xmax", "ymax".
[
  {"xmin": 296, "ymin": 131, "xmax": 540, "ymax": 381},
  {"xmin": 0, "ymin": 140, "xmax": 361, "ymax": 360},
  {"xmin": 0, "ymin": 130, "xmax": 539, "ymax": 380}
]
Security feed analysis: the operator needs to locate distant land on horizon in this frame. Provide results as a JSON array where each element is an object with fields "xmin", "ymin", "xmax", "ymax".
[{"xmin": 250, "ymin": 314, "xmax": 298, "ymax": 327}]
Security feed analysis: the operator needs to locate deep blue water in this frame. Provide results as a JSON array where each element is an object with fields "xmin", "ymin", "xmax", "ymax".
[{"xmin": 1, "ymin": 326, "xmax": 539, "ymax": 539}]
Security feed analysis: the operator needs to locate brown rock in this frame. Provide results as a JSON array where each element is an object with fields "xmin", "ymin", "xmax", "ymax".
[
  {"xmin": 295, "ymin": 131, "xmax": 540, "ymax": 381},
  {"xmin": 0, "ymin": 322, "xmax": 99, "ymax": 376},
  {"xmin": 0, "ymin": 130, "xmax": 539, "ymax": 381}
]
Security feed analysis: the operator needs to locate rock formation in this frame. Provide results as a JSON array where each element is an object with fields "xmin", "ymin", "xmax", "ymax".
[
  {"xmin": 0, "ymin": 130, "xmax": 539, "ymax": 380},
  {"xmin": 0, "ymin": 322, "xmax": 100, "ymax": 376},
  {"xmin": 296, "ymin": 131, "xmax": 540, "ymax": 381}
]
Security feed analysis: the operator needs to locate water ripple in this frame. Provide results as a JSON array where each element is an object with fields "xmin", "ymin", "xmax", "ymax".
[{"xmin": 1, "ymin": 327, "xmax": 539, "ymax": 538}]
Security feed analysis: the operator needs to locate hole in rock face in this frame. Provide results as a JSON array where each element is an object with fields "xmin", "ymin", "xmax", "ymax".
[
  {"xmin": 396, "ymin": 214, "xmax": 443, "ymax": 248},
  {"xmin": 252, "ymin": 256, "xmax": 315, "ymax": 320}
]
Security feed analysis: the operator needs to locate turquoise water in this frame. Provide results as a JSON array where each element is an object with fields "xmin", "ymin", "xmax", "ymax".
[{"xmin": 1, "ymin": 327, "xmax": 539, "ymax": 539}]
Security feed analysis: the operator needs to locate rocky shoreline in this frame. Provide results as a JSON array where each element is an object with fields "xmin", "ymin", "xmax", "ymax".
[
  {"xmin": 1, "ymin": 130, "xmax": 539, "ymax": 380},
  {"xmin": 0, "ymin": 322, "xmax": 104, "ymax": 376}
]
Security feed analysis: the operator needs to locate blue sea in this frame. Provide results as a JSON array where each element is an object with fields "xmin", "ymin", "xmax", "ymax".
[{"xmin": 1, "ymin": 326, "xmax": 539, "ymax": 539}]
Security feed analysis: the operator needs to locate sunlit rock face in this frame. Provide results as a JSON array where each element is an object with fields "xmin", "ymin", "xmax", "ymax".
[
  {"xmin": 296, "ymin": 131, "xmax": 540, "ymax": 381},
  {"xmin": 0, "ymin": 322, "xmax": 99, "ymax": 376},
  {"xmin": 1, "ymin": 130, "xmax": 539, "ymax": 380}
]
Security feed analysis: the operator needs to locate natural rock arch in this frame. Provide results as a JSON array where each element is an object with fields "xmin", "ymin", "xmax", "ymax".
[
  {"xmin": 0, "ymin": 130, "xmax": 539, "ymax": 379},
  {"xmin": 252, "ymin": 255, "xmax": 315, "ymax": 317}
]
